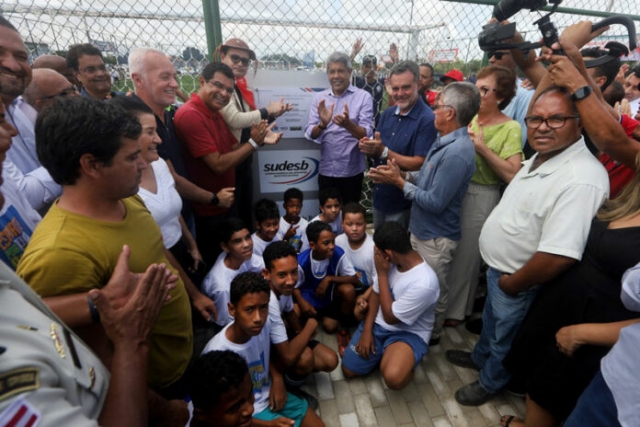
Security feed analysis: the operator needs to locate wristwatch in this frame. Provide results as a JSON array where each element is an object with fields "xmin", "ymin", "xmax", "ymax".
[
  {"xmin": 210, "ymin": 193, "xmax": 219, "ymax": 206},
  {"xmin": 570, "ymin": 85, "xmax": 592, "ymax": 102}
]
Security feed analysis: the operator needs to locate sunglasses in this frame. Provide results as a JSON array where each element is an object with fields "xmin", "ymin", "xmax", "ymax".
[
  {"xmin": 490, "ymin": 52, "xmax": 510, "ymax": 60},
  {"xmin": 230, "ymin": 54, "xmax": 251, "ymax": 67}
]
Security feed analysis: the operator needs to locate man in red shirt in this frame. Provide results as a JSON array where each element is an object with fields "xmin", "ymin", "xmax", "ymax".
[{"xmin": 174, "ymin": 62, "xmax": 281, "ymax": 265}]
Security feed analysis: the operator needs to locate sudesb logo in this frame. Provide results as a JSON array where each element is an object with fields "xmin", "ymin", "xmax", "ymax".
[
  {"xmin": 263, "ymin": 157, "xmax": 319, "ymax": 184},
  {"xmin": 263, "ymin": 160, "xmax": 310, "ymax": 172}
]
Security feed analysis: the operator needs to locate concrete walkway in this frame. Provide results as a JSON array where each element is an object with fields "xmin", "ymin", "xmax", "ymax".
[{"xmin": 303, "ymin": 322, "xmax": 526, "ymax": 427}]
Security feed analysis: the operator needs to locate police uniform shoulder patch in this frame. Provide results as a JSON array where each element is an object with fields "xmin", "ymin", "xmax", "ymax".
[{"xmin": 0, "ymin": 367, "xmax": 40, "ymax": 402}]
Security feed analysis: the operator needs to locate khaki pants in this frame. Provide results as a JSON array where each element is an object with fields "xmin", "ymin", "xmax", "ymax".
[{"xmin": 410, "ymin": 234, "xmax": 458, "ymax": 339}]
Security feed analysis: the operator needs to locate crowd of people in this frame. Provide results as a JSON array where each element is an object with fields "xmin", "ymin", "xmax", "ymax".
[{"xmin": 1, "ymin": 12, "xmax": 640, "ymax": 427}]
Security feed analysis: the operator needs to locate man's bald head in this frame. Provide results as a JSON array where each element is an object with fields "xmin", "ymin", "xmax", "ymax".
[
  {"xmin": 23, "ymin": 68, "xmax": 79, "ymax": 112},
  {"xmin": 32, "ymin": 55, "xmax": 79, "ymax": 87}
]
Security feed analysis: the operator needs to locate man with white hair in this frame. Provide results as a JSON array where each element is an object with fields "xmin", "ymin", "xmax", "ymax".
[{"xmin": 129, "ymin": 48, "xmax": 234, "ymax": 242}]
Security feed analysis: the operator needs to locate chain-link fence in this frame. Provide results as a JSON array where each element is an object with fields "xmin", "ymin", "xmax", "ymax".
[
  {"xmin": 2, "ymin": 0, "xmax": 638, "ymax": 208},
  {"xmin": 3, "ymin": 1, "xmax": 638, "ymax": 88}
]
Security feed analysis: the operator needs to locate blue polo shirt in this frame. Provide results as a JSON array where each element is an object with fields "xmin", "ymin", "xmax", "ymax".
[
  {"xmin": 373, "ymin": 98, "xmax": 436, "ymax": 213},
  {"xmin": 404, "ymin": 127, "xmax": 475, "ymax": 241}
]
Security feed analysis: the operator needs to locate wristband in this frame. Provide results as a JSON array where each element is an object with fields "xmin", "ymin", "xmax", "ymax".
[
  {"xmin": 317, "ymin": 123, "xmax": 327, "ymax": 130},
  {"xmin": 248, "ymin": 138, "xmax": 259, "ymax": 150},
  {"xmin": 380, "ymin": 146, "xmax": 389, "ymax": 160},
  {"xmin": 88, "ymin": 295, "xmax": 100, "ymax": 324}
]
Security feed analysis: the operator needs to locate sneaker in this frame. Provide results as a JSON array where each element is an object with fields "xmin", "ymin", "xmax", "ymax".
[
  {"xmin": 455, "ymin": 380, "xmax": 498, "ymax": 406},
  {"xmin": 288, "ymin": 387, "xmax": 319, "ymax": 410},
  {"xmin": 445, "ymin": 349, "xmax": 480, "ymax": 371},
  {"xmin": 337, "ymin": 329, "xmax": 350, "ymax": 358}
]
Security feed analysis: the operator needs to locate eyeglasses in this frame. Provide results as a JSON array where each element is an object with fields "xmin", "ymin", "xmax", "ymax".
[
  {"xmin": 207, "ymin": 79, "xmax": 234, "ymax": 95},
  {"xmin": 478, "ymin": 86, "xmax": 497, "ymax": 96},
  {"xmin": 524, "ymin": 115, "xmax": 579, "ymax": 129},
  {"xmin": 78, "ymin": 64, "xmax": 107, "ymax": 74},
  {"xmin": 490, "ymin": 52, "xmax": 510, "ymax": 60},
  {"xmin": 432, "ymin": 104, "xmax": 453, "ymax": 111},
  {"xmin": 39, "ymin": 85, "xmax": 79, "ymax": 101},
  {"xmin": 229, "ymin": 54, "xmax": 251, "ymax": 67}
]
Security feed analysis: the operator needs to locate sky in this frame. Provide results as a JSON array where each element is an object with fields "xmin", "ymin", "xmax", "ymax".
[{"xmin": 2, "ymin": 0, "xmax": 637, "ymax": 65}]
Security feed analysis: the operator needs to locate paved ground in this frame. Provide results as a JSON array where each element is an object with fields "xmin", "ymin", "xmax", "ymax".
[{"xmin": 301, "ymin": 319, "xmax": 526, "ymax": 427}]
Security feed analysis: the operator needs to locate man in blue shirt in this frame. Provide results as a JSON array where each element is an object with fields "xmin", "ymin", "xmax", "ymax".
[
  {"xmin": 359, "ymin": 61, "xmax": 437, "ymax": 230},
  {"xmin": 67, "ymin": 44, "xmax": 123, "ymax": 100},
  {"xmin": 368, "ymin": 82, "xmax": 479, "ymax": 346}
]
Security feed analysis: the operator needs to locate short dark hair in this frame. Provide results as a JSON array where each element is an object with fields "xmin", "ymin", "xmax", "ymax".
[
  {"xmin": 189, "ymin": 350, "xmax": 249, "ymax": 412},
  {"xmin": 254, "ymin": 198, "xmax": 279, "ymax": 224},
  {"xmin": 263, "ymin": 240, "xmax": 297, "ymax": 271},
  {"xmin": 373, "ymin": 221, "xmax": 411, "ymax": 254},
  {"xmin": 219, "ymin": 217, "xmax": 249, "ymax": 245},
  {"xmin": 66, "ymin": 44, "xmax": 104, "ymax": 71},
  {"xmin": 36, "ymin": 97, "xmax": 141, "ymax": 185},
  {"xmin": 107, "ymin": 95, "xmax": 153, "ymax": 117},
  {"xmin": 476, "ymin": 65, "xmax": 516, "ymax": 110},
  {"xmin": 390, "ymin": 61, "xmax": 420, "ymax": 83},
  {"xmin": 202, "ymin": 62, "xmax": 234, "ymax": 81},
  {"xmin": 580, "ymin": 47, "xmax": 621, "ymax": 92},
  {"xmin": 319, "ymin": 187, "xmax": 341, "ymax": 206},
  {"xmin": 602, "ymin": 80, "xmax": 625, "ymax": 107},
  {"xmin": 230, "ymin": 271, "xmax": 270, "ymax": 305},
  {"xmin": 362, "ymin": 55, "xmax": 377, "ymax": 67},
  {"xmin": 631, "ymin": 66, "xmax": 640, "ymax": 79},
  {"xmin": 283, "ymin": 187, "xmax": 303, "ymax": 203},
  {"xmin": 420, "ymin": 63, "xmax": 435, "ymax": 76},
  {"xmin": 306, "ymin": 220, "xmax": 332, "ymax": 244},
  {"xmin": 342, "ymin": 201, "xmax": 366, "ymax": 217},
  {"xmin": 0, "ymin": 15, "xmax": 18, "ymax": 32}
]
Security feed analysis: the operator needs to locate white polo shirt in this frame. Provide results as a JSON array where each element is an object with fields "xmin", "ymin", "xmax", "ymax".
[{"xmin": 479, "ymin": 138, "xmax": 608, "ymax": 274}]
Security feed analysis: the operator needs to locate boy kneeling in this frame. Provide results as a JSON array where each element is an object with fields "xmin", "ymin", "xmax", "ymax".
[{"xmin": 342, "ymin": 222, "xmax": 439, "ymax": 390}]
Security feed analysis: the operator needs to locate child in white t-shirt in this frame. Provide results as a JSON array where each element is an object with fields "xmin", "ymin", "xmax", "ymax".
[
  {"xmin": 251, "ymin": 198, "xmax": 280, "ymax": 257},
  {"xmin": 201, "ymin": 218, "xmax": 264, "ymax": 327},
  {"xmin": 275, "ymin": 187, "xmax": 309, "ymax": 253},
  {"xmin": 334, "ymin": 202, "xmax": 377, "ymax": 321}
]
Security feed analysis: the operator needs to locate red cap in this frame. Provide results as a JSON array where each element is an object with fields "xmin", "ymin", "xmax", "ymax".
[
  {"xmin": 440, "ymin": 69, "xmax": 464, "ymax": 83},
  {"xmin": 222, "ymin": 38, "xmax": 256, "ymax": 60}
]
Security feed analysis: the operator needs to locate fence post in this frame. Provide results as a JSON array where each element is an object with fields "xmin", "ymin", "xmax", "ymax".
[{"xmin": 202, "ymin": 0, "xmax": 223, "ymax": 60}]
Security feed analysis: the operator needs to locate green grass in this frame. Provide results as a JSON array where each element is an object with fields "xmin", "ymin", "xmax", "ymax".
[{"xmin": 111, "ymin": 74, "xmax": 200, "ymax": 96}]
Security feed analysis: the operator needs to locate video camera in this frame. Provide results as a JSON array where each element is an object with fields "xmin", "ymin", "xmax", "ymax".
[{"xmin": 478, "ymin": 0, "xmax": 637, "ymax": 68}]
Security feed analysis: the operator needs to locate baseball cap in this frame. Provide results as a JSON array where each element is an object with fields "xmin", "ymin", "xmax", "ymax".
[{"xmin": 440, "ymin": 69, "xmax": 464, "ymax": 83}]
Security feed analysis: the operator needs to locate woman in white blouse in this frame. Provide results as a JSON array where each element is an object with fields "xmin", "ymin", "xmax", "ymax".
[{"xmin": 111, "ymin": 96, "xmax": 203, "ymax": 273}]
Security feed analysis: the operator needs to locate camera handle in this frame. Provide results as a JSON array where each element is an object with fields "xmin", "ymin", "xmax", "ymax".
[{"xmin": 583, "ymin": 16, "xmax": 637, "ymax": 68}]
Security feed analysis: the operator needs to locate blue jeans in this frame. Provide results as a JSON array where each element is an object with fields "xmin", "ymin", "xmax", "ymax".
[
  {"xmin": 564, "ymin": 370, "xmax": 620, "ymax": 427},
  {"xmin": 471, "ymin": 267, "xmax": 538, "ymax": 393}
]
